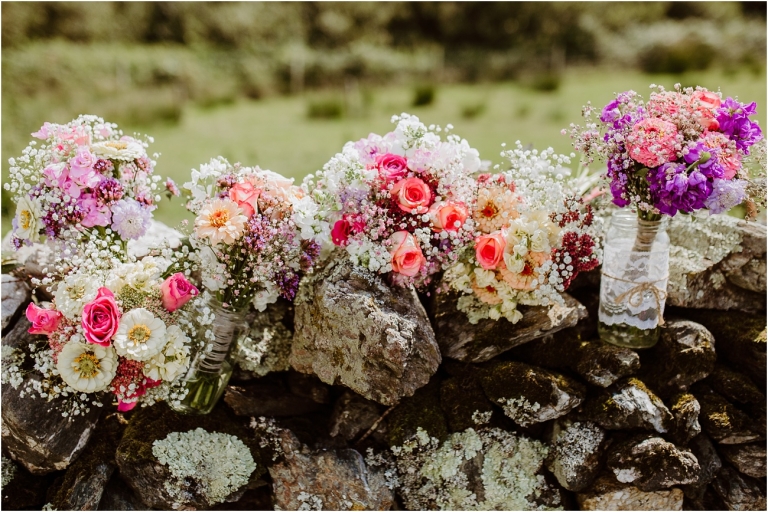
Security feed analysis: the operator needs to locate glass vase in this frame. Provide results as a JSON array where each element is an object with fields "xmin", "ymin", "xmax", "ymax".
[
  {"xmin": 170, "ymin": 296, "xmax": 249, "ymax": 415},
  {"xmin": 598, "ymin": 210, "xmax": 669, "ymax": 349}
]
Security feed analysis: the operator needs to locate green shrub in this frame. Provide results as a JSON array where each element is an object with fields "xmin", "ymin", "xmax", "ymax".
[
  {"xmin": 461, "ymin": 101, "xmax": 486, "ymax": 119},
  {"xmin": 528, "ymin": 72, "xmax": 561, "ymax": 93},
  {"xmin": 306, "ymin": 96, "xmax": 345, "ymax": 119},
  {"xmin": 638, "ymin": 38, "xmax": 715, "ymax": 74},
  {"xmin": 412, "ymin": 84, "xmax": 436, "ymax": 107}
]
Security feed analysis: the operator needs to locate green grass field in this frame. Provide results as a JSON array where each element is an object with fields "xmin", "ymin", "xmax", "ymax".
[{"xmin": 3, "ymin": 66, "xmax": 766, "ymax": 233}]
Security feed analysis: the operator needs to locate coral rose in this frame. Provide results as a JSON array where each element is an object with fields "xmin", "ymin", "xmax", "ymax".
[
  {"xmin": 625, "ymin": 118, "xmax": 679, "ymax": 168},
  {"xmin": 388, "ymin": 231, "xmax": 426, "ymax": 277},
  {"xmin": 428, "ymin": 201, "xmax": 468, "ymax": 232},
  {"xmin": 692, "ymin": 90, "xmax": 721, "ymax": 131},
  {"xmin": 161, "ymin": 273, "xmax": 199, "ymax": 312},
  {"xmin": 475, "ymin": 231, "xmax": 506, "ymax": 270},
  {"xmin": 81, "ymin": 287, "xmax": 121, "ymax": 347},
  {"xmin": 228, "ymin": 181, "xmax": 260, "ymax": 217},
  {"xmin": 26, "ymin": 303, "xmax": 63, "ymax": 335},
  {"xmin": 391, "ymin": 177, "xmax": 433, "ymax": 214},
  {"xmin": 376, "ymin": 153, "xmax": 408, "ymax": 182}
]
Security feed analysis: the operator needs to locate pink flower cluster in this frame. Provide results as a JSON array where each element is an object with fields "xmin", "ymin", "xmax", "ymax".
[
  {"xmin": 8, "ymin": 115, "xmax": 174, "ymax": 251},
  {"xmin": 25, "ymin": 272, "xmax": 198, "ymax": 410},
  {"xmin": 570, "ymin": 85, "xmax": 763, "ymax": 217}
]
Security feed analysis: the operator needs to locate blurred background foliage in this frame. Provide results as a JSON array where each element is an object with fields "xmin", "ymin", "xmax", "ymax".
[{"xmin": 2, "ymin": 1, "xmax": 766, "ymax": 229}]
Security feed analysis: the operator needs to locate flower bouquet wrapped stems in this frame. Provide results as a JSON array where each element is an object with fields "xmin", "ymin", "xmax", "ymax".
[
  {"xmin": 571, "ymin": 85, "xmax": 765, "ymax": 348},
  {"xmin": 171, "ymin": 158, "xmax": 320, "ymax": 415}
]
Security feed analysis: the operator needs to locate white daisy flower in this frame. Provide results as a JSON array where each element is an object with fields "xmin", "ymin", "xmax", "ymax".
[
  {"xmin": 143, "ymin": 325, "xmax": 191, "ymax": 382},
  {"xmin": 53, "ymin": 273, "xmax": 100, "ymax": 320},
  {"xmin": 194, "ymin": 198, "xmax": 247, "ymax": 246},
  {"xmin": 106, "ymin": 259, "xmax": 163, "ymax": 294},
  {"xmin": 113, "ymin": 308, "xmax": 167, "ymax": 361},
  {"xmin": 90, "ymin": 139, "xmax": 146, "ymax": 161},
  {"xmin": 57, "ymin": 341, "xmax": 117, "ymax": 393},
  {"xmin": 13, "ymin": 195, "xmax": 42, "ymax": 242}
]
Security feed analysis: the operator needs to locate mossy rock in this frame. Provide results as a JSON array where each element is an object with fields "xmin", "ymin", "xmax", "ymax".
[
  {"xmin": 439, "ymin": 373, "xmax": 495, "ymax": 433},
  {"xmin": 694, "ymin": 386, "xmax": 763, "ymax": 445},
  {"xmin": 387, "ymin": 376, "xmax": 448, "ymax": 447},
  {"xmin": 681, "ymin": 309, "xmax": 766, "ymax": 389},
  {"xmin": 580, "ymin": 377, "xmax": 673, "ymax": 434},
  {"xmin": 115, "ymin": 402, "xmax": 269, "ymax": 509}
]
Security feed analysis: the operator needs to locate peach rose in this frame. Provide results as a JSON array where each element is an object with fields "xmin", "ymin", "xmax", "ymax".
[
  {"xmin": 391, "ymin": 177, "xmax": 433, "ymax": 214},
  {"xmin": 26, "ymin": 303, "xmax": 63, "ymax": 335},
  {"xmin": 428, "ymin": 201, "xmax": 468, "ymax": 232},
  {"xmin": 229, "ymin": 181, "xmax": 260, "ymax": 217},
  {"xmin": 388, "ymin": 231, "xmax": 426, "ymax": 277},
  {"xmin": 692, "ymin": 90, "xmax": 721, "ymax": 131},
  {"xmin": 475, "ymin": 231, "xmax": 506, "ymax": 270}
]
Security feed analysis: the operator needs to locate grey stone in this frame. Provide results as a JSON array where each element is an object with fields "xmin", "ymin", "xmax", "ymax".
[
  {"xmin": 719, "ymin": 443, "xmax": 767, "ymax": 479},
  {"xmin": 97, "ymin": 475, "xmax": 146, "ymax": 511},
  {"xmin": 480, "ymin": 361, "xmax": 586, "ymax": 427},
  {"xmin": 711, "ymin": 465, "xmax": 767, "ymax": 511},
  {"xmin": 682, "ymin": 434, "xmax": 723, "ymax": 505},
  {"xmin": 269, "ymin": 429, "xmax": 394, "ymax": 511},
  {"xmin": 666, "ymin": 214, "xmax": 766, "ymax": 314},
  {"xmin": 224, "ymin": 379, "xmax": 325, "ymax": 418},
  {"xmin": 291, "ymin": 259, "xmax": 440, "ymax": 406},
  {"xmin": 514, "ymin": 330, "xmax": 640, "ymax": 388},
  {"xmin": 232, "ymin": 299, "xmax": 293, "ymax": 377},
  {"xmin": 387, "ymin": 377, "xmax": 448, "ymax": 448},
  {"xmin": 49, "ymin": 416, "xmax": 123, "ymax": 511},
  {"xmin": 706, "ymin": 364, "xmax": 765, "ymax": 408},
  {"xmin": 606, "ymin": 435, "xmax": 700, "ymax": 492},
  {"xmin": 640, "ymin": 320, "xmax": 716, "ymax": 398},
  {"xmin": 1, "ymin": 318, "xmax": 102, "ymax": 475},
  {"xmin": 696, "ymin": 388, "xmax": 762, "ymax": 445},
  {"xmin": 668, "ymin": 393, "xmax": 701, "ymax": 446},
  {"xmin": 582, "ymin": 378, "xmax": 674, "ymax": 434},
  {"xmin": 440, "ymin": 374, "xmax": 496, "ymax": 433},
  {"xmin": 429, "ymin": 288, "xmax": 586, "ymax": 363},
  {"xmin": 329, "ymin": 390, "xmax": 386, "ymax": 443},
  {"xmin": 286, "ymin": 371, "xmax": 331, "ymax": 405},
  {"xmin": 576, "ymin": 472, "xmax": 684, "ymax": 511},
  {"xmin": 545, "ymin": 419, "xmax": 607, "ymax": 492},
  {"xmin": 1, "ymin": 274, "xmax": 30, "ymax": 333}
]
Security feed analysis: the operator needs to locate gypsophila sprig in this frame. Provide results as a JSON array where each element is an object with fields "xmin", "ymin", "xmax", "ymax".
[
  {"xmin": 444, "ymin": 142, "xmax": 600, "ymax": 324},
  {"xmin": 569, "ymin": 84, "xmax": 765, "ymax": 219},
  {"xmin": 6, "ymin": 115, "xmax": 179, "ymax": 255},
  {"xmin": 297, "ymin": 113, "xmax": 482, "ymax": 290},
  {"xmin": 152, "ymin": 428, "xmax": 256, "ymax": 507},
  {"xmin": 183, "ymin": 157, "xmax": 321, "ymax": 312},
  {"xmin": 11, "ymin": 256, "xmax": 208, "ymax": 415}
]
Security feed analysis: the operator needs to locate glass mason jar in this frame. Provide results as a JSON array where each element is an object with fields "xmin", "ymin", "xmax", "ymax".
[
  {"xmin": 170, "ymin": 296, "xmax": 249, "ymax": 415},
  {"xmin": 598, "ymin": 210, "xmax": 670, "ymax": 349}
]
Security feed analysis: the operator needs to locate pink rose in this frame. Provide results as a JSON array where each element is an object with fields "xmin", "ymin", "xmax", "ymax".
[
  {"xmin": 625, "ymin": 118, "xmax": 679, "ymax": 168},
  {"xmin": 42, "ymin": 162, "xmax": 69, "ymax": 188},
  {"xmin": 376, "ymin": 153, "xmax": 408, "ymax": 182},
  {"xmin": 26, "ymin": 303, "xmax": 63, "ymax": 335},
  {"xmin": 62, "ymin": 178, "xmax": 82, "ymax": 199},
  {"xmin": 390, "ymin": 177, "xmax": 433, "ymax": 214},
  {"xmin": 475, "ymin": 231, "xmax": 506, "ymax": 270},
  {"xmin": 32, "ymin": 122, "xmax": 54, "ymax": 140},
  {"xmin": 228, "ymin": 181, "xmax": 260, "ymax": 217},
  {"xmin": 161, "ymin": 273, "xmax": 199, "ymax": 312},
  {"xmin": 69, "ymin": 149, "xmax": 100, "ymax": 188},
  {"xmin": 388, "ymin": 231, "xmax": 426, "ymax": 277},
  {"xmin": 692, "ymin": 90, "xmax": 721, "ymax": 131},
  {"xmin": 117, "ymin": 400, "xmax": 137, "ymax": 412},
  {"xmin": 82, "ymin": 287, "xmax": 121, "ymax": 347},
  {"xmin": 428, "ymin": 201, "xmax": 468, "ymax": 232},
  {"xmin": 331, "ymin": 218, "xmax": 352, "ymax": 246}
]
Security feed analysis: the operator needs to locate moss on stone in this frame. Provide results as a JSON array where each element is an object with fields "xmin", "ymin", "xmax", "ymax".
[
  {"xmin": 440, "ymin": 374, "xmax": 495, "ymax": 433},
  {"xmin": 387, "ymin": 376, "xmax": 448, "ymax": 447}
]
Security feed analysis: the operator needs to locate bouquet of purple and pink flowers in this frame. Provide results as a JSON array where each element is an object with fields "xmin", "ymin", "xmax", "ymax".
[
  {"xmin": 6, "ymin": 115, "xmax": 178, "ymax": 253},
  {"xmin": 570, "ymin": 85, "xmax": 764, "ymax": 219}
]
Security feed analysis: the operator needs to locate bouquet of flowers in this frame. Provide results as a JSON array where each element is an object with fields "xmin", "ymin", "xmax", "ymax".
[
  {"xmin": 183, "ymin": 157, "xmax": 321, "ymax": 312},
  {"xmin": 444, "ymin": 144, "xmax": 600, "ymax": 324},
  {"xmin": 6, "ymin": 258, "xmax": 203, "ymax": 415},
  {"xmin": 569, "ymin": 84, "xmax": 765, "ymax": 219},
  {"xmin": 5, "ymin": 115, "xmax": 176, "ymax": 253},
  {"xmin": 295, "ymin": 113, "xmax": 482, "ymax": 289}
]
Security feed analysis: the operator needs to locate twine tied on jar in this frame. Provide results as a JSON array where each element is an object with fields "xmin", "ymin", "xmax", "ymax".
[{"xmin": 601, "ymin": 271, "xmax": 669, "ymax": 326}]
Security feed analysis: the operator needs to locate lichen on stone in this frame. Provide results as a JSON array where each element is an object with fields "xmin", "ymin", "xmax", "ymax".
[
  {"xmin": 386, "ymin": 427, "xmax": 558, "ymax": 510},
  {"xmin": 234, "ymin": 323, "xmax": 292, "ymax": 376},
  {"xmin": 1, "ymin": 455, "xmax": 17, "ymax": 489},
  {"xmin": 151, "ymin": 427, "xmax": 256, "ymax": 507},
  {"xmin": 497, "ymin": 397, "xmax": 542, "ymax": 426}
]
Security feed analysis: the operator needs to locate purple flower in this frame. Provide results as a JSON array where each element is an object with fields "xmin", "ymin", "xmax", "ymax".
[
  {"xmin": 274, "ymin": 270, "xmax": 300, "ymax": 301},
  {"xmin": 716, "ymin": 98, "xmax": 763, "ymax": 153},
  {"xmin": 110, "ymin": 199, "xmax": 151, "ymax": 240},
  {"xmin": 704, "ymin": 179, "xmax": 747, "ymax": 214},
  {"xmin": 299, "ymin": 240, "xmax": 321, "ymax": 272},
  {"xmin": 600, "ymin": 99, "xmax": 622, "ymax": 124},
  {"xmin": 647, "ymin": 163, "xmax": 713, "ymax": 216},
  {"xmin": 683, "ymin": 141, "xmax": 723, "ymax": 179},
  {"xmin": 95, "ymin": 177, "xmax": 125, "ymax": 205}
]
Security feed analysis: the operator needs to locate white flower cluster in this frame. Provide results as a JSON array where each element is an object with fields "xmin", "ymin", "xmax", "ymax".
[
  {"xmin": 152, "ymin": 428, "xmax": 256, "ymax": 506},
  {"xmin": 1, "ymin": 345, "xmax": 25, "ymax": 388},
  {"xmin": 385, "ymin": 426, "xmax": 556, "ymax": 511},
  {"xmin": 1, "ymin": 456, "xmax": 17, "ymax": 490}
]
